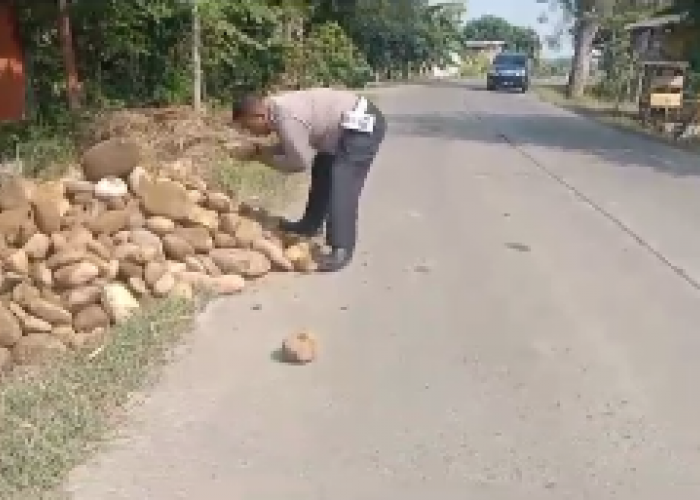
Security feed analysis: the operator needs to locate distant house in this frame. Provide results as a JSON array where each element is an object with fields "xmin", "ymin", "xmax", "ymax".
[
  {"xmin": 624, "ymin": 13, "xmax": 690, "ymax": 62},
  {"xmin": 431, "ymin": 52, "xmax": 463, "ymax": 78},
  {"xmin": 463, "ymin": 40, "xmax": 507, "ymax": 64},
  {"xmin": 0, "ymin": 1, "xmax": 26, "ymax": 121}
]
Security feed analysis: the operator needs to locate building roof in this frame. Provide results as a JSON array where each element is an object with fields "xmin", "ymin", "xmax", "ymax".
[
  {"xmin": 624, "ymin": 13, "xmax": 685, "ymax": 31},
  {"xmin": 464, "ymin": 40, "xmax": 506, "ymax": 48}
]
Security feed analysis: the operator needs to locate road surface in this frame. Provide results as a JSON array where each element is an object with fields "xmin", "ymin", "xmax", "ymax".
[{"xmin": 69, "ymin": 81, "xmax": 700, "ymax": 499}]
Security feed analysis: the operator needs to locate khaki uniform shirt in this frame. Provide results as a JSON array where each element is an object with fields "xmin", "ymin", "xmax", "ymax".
[{"xmin": 268, "ymin": 87, "xmax": 359, "ymax": 173}]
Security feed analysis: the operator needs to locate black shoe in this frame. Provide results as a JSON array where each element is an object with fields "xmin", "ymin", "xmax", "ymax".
[
  {"xmin": 277, "ymin": 218, "xmax": 323, "ymax": 237},
  {"xmin": 316, "ymin": 247, "xmax": 354, "ymax": 273}
]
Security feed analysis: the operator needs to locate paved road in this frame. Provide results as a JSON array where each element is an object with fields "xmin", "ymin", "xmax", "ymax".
[{"xmin": 69, "ymin": 81, "xmax": 700, "ymax": 499}]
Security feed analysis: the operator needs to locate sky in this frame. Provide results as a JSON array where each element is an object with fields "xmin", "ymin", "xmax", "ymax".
[{"xmin": 465, "ymin": 0, "xmax": 573, "ymax": 57}]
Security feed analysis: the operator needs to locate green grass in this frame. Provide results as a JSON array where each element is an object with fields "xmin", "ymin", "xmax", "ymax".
[{"xmin": 0, "ymin": 298, "xmax": 196, "ymax": 499}]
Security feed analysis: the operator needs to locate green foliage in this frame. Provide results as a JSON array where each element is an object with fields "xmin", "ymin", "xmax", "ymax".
[
  {"xmin": 463, "ymin": 15, "xmax": 543, "ymax": 58},
  {"xmin": 460, "ymin": 53, "xmax": 491, "ymax": 77}
]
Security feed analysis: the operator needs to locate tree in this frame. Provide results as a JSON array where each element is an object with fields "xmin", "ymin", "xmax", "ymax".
[{"xmin": 463, "ymin": 15, "xmax": 542, "ymax": 58}]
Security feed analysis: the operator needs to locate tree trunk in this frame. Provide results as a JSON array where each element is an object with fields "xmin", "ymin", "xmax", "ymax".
[
  {"xmin": 57, "ymin": 0, "xmax": 81, "ymax": 110},
  {"xmin": 192, "ymin": 1, "xmax": 202, "ymax": 113},
  {"xmin": 566, "ymin": 16, "xmax": 599, "ymax": 99}
]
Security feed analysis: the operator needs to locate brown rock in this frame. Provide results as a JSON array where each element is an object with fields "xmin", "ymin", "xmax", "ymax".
[
  {"xmin": 117, "ymin": 260, "xmax": 144, "ymax": 281},
  {"xmin": 96, "ymin": 233, "xmax": 116, "ymax": 254},
  {"xmin": 9, "ymin": 302, "xmax": 52, "ymax": 333},
  {"xmin": 82, "ymin": 138, "xmax": 141, "ymax": 181},
  {"xmin": 139, "ymin": 178, "xmax": 191, "ymax": 220},
  {"xmin": 50, "ymin": 232, "xmax": 69, "ymax": 252},
  {"xmin": 65, "ymin": 285, "xmax": 101, "ymax": 312},
  {"xmin": 41, "ymin": 288, "xmax": 64, "ymax": 308},
  {"xmin": 0, "ymin": 176, "xmax": 34, "ymax": 210},
  {"xmin": 153, "ymin": 272, "xmax": 176, "ymax": 297},
  {"xmin": 234, "ymin": 217, "xmax": 263, "ymax": 248},
  {"xmin": 186, "ymin": 189, "xmax": 204, "ymax": 204},
  {"xmin": 144, "ymin": 262, "xmax": 167, "ymax": 288},
  {"xmin": 31, "ymin": 262, "xmax": 53, "ymax": 288},
  {"xmin": 33, "ymin": 183, "xmax": 69, "ymax": 234},
  {"xmin": 177, "ymin": 271, "xmax": 211, "ymax": 289},
  {"xmin": 51, "ymin": 325, "xmax": 79, "ymax": 348},
  {"xmin": 64, "ymin": 225, "xmax": 94, "ymax": 248},
  {"xmin": 219, "ymin": 212, "xmax": 241, "ymax": 235},
  {"xmin": 185, "ymin": 205, "xmax": 219, "ymax": 230},
  {"xmin": 54, "ymin": 262, "xmax": 100, "ymax": 288},
  {"xmin": 86, "ymin": 238, "xmax": 112, "ymax": 260},
  {"xmin": 284, "ymin": 242, "xmax": 318, "ymax": 273},
  {"xmin": 12, "ymin": 333, "xmax": 67, "ymax": 364},
  {"xmin": 127, "ymin": 277, "xmax": 149, "ymax": 298},
  {"xmin": 129, "ymin": 228, "xmax": 163, "ymax": 255},
  {"xmin": 0, "ymin": 205, "xmax": 35, "ymax": 246},
  {"xmin": 0, "ymin": 303, "xmax": 22, "ymax": 348},
  {"xmin": 165, "ymin": 260, "xmax": 187, "ymax": 275},
  {"xmin": 213, "ymin": 231, "xmax": 237, "ymax": 248},
  {"xmin": 184, "ymin": 255, "xmax": 206, "ymax": 273},
  {"xmin": 11, "ymin": 282, "xmax": 40, "ymax": 307},
  {"xmin": 170, "ymin": 281, "xmax": 194, "ymax": 301},
  {"xmin": 113, "ymin": 230, "xmax": 131, "ymax": 245},
  {"xmin": 25, "ymin": 298, "xmax": 72, "ymax": 325},
  {"xmin": 73, "ymin": 304, "xmax": 110, "ymax": 332},
  {"xmin": 209, "ymin": 274, "xmax": 245, "ymax": 295},
  {"xmin": 252, "ymin": 237, "xmax": 294, "ymax": 271},
  {"xmin": 175, "ymin": 227, "xmax": 213, "ymax": 253},
  {"xmin": 0, "ymin": 346, "xmax": 11, "ymax": 371},
  {"xmin": 280, "ymin": 331, "xmax": 318, "ymax": 364},
  {"xmin": 209, "ymin": 248, "xmax": 271, "ymax": 278},
  {"xmin": 113, "ymin": 242, "xmax": 140, "ymax": 262},
  {"xmin": 198, "ymin": 255, "xmax": 221, "ymax": 276},
  {"xmin": 71, "ymin": 191, "xmax": 95, "ymax": 206},
  {"xmin": 88, "ymin": 209, "xmax": 129, "ymax": 235},
  {"xmin": 64, "ymin": 179, "xmax": 94, "ymax": 196},
  {"xmin": 47, "ymin": 248, "xmax": 86, "ymax": 269},
  {"xmin": 145, "ymin": 216, "xmax": 175, "ymax": 235},
  {"xmin": 24, "ymin": 232, "xmax": 51, "ymax": 260},
  {"xmin": 101, "ymin": 283, "xmax": 140, "ymax": 324},
  {"xmin": 205, "ymin": 191, "xmax": 234, "ymax": 213},
  {"xmin": 128, "ymin": 166, "xmax": 150, "ymax": 196},
  {"xmin": 6, "ymin": 249, "xmax": 29, "ymax": 275},
  {"xmin": 163, "ymin": 234, "xmax": 195, "ymax": 261}
]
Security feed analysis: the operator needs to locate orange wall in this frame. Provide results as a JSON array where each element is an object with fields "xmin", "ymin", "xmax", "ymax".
[{"xmin": 0, "ymin": 2, "xmax": 26, "ymax": 121}]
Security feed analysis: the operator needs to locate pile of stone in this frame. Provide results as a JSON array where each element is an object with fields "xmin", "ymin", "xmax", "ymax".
[{"xmin": 0, "ymin": 138, "xmax": 317, "ymax": 370}]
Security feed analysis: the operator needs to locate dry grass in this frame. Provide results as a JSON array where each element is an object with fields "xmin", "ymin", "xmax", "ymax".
[{"xmin": 0, "ymin": 297, "xmax": 196, "ymax": 499}]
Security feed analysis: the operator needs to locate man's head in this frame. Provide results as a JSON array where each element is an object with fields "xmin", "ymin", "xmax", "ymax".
[{"xmin": 232, "ymin": 91, "xmax": 271, "ymax": 136}]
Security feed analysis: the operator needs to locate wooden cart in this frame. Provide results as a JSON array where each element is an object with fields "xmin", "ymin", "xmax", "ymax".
[{"xmin": 637, "ymin": 60, "xmax": 688, "ymax": 130}]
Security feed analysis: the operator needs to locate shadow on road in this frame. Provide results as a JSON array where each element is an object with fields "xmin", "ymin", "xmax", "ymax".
[{"xmin": 385, "ymin": 107, "xmax": 700, "ymax": 178}]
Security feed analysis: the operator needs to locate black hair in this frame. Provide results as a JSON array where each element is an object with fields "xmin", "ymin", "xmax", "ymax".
[{"xmin": 231, "ymin": 90, "xmax": 264, "ymax": 120}]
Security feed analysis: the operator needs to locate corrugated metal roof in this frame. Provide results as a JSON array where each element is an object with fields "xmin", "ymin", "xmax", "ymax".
[{"xmin": 625, "ymin": 13, "xmax": 685, "ymax": 31}]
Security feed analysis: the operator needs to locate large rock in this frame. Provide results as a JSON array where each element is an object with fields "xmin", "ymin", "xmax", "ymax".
[
  {"xmin": 0, "ymin": 303, "xmax": 22, "ymax": 347},
  {"xmin": 101, "ymin": 283, "xmax": 140, "ymax": 324},
  {"xmin": 209, "ymin": 248, "xmax": 271, "ymax": 278},
  {"xmin": 5, "ymin": 249, "xmax": 29, "ymax": 275},
  {"xmin": 152, "ymin": 272, "xmax": 176, "ymax": 297},
  {"xmin": 12, "ymin": 333, "xmax": 67, "ymax": 365},
  {"xmin": 205, "ymin": 191, "xmax": 234, "ymax": 213},
  {"xmin": 32, "ymin": 181, "xmax": 69, "ymax": 235},
  {"xmin": 25, "ymin": 298, "xmax": 72, "ymax": 325},
  {"xmin": 145, "ymin": 216, "xmax": 175, "ymax": 235},
  {"xmin": 0, "ymin": 176, "xmax": 34, "ymax": 210},
  {"xmin": 31, "ymin": 262, "xmax": 53, "ymax": 288},
  {"xmin": 47, "ymin": 248, "xmax": 86, "ymax": 269},
  {"xmin": 213, "ymin": 231, "xmax": 237, "ymax": 248},
  {"xmin": 219, "ymin": 212, "xmax": 241, "ymax": 235},
  {"xmin": 252, "ymin": 237, "xmax": 293, "ymax": 271},
  {"xmin": 185, "ymin": 205, "xmax": 219, "ymax": 230},
  {"xmin": 24, "ymin": 232, "xmax": 51, "ymax": 260},
  {"xmin": 175, "ymin": 227, "xmax": 213, "ymax": 253},
  {"xmin": 144, "ymin": 261, "xmax": 167, "ymax": 288},
  {"xmin": 9, "ymin": 302, "xmax": 52, "ymax": 334},
  {"xmin": 138, "ymin": 178, "xmax": 191, "ymax": 220},
  {"xmin": 88, "ymin": 209, "xmax": 129, "ymax": 235},
  {"xmin": 0, "ymin": 205, "xmax": 35, "ymax": 246},
  {"xmin": 128, "ymin": 166, "xmax": 150, "ymax": 196},
  {"xmin": 53, "ymin": 262, "xmax": 100, "ymax": 288},
  {"xmin": 209, "ymin": 274, "xmax": 245, "ymax": 295},
  {"xmin": 65, "ymin": 285, "xmax": 101, "ymax": 312},
  {"xmin": 234, "ymin": 217, "xmax": 263, "ymax": 247},
  {"xmin": 64, "ymin": 179, "xmax": 94, "ymax": 196},
  {"xmin": 73, "ymin": 304, "xmax": 110, "ymax": 332},
  {"xmin": 163, "ymin": 234, "xmax": 195, "ymax": 261},
  {"xmin": 129, "ymin": 228, "xmax": 163, "ymax": 256},
  {"xmin": 82, "ymin": 138, "xmax": 141, "ymax": 182},
  {"xmin": 0, "ymin": 346, "xmax": 11, "ymax": 371}
]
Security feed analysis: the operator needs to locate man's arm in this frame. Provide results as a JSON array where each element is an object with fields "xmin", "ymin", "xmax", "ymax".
[{"xmin": 258, "ymin": 117, "xmax": 314, "ymax": 174}]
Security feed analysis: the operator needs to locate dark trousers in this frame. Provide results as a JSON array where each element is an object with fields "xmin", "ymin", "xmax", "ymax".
[{"xmin": 297, "ymin": 100, "xmax": 387, "ymax": 250}]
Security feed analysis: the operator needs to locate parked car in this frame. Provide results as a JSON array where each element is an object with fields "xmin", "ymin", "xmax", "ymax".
[{"xmin": 486, "ymin": 53, "xmax": 531, "ymax": 92}]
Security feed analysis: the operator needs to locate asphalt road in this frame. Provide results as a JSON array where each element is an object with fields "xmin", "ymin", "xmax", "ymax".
[{"xmin": 69, "ymin": 81, "xmax": 700, "ymax": 499}]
